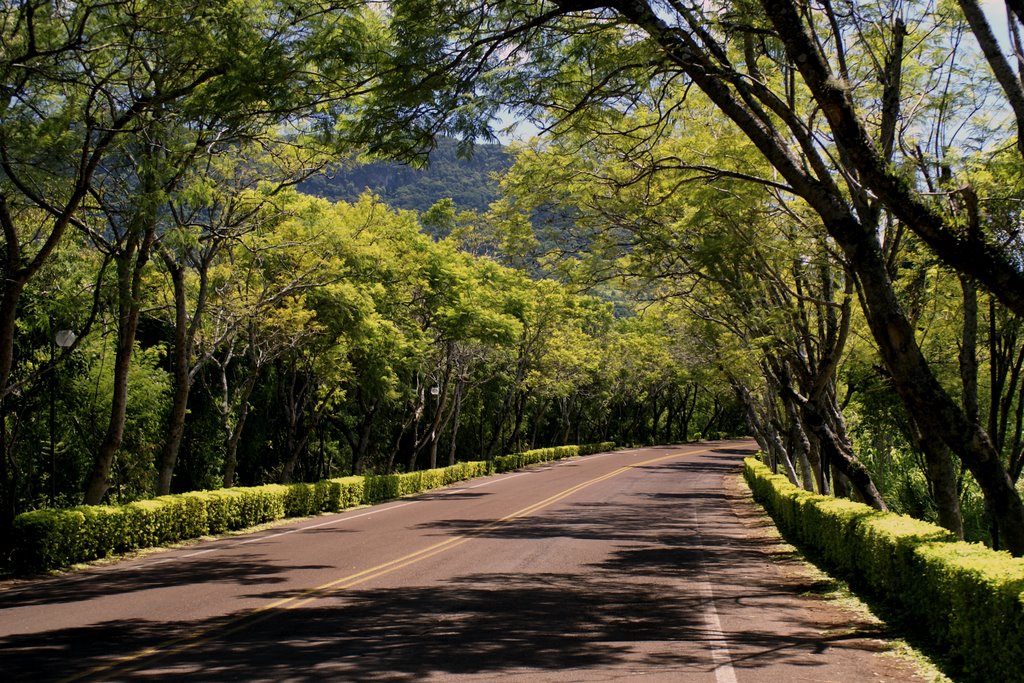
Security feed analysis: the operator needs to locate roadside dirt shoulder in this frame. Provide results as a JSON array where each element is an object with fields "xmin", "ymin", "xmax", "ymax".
[{"xmin": 720, "ymin": 466, "xmax": 943, "ymax": 682}]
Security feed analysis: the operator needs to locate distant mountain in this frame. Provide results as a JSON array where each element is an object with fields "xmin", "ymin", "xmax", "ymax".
[{"xmin": 299, "ymin": 138, "xmax": 511, "ymax": 216}]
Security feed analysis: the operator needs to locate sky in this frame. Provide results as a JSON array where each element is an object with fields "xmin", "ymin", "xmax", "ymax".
[{"xmin": 491, "ymin": 1, "xmax": 1017, "ymax": 145}]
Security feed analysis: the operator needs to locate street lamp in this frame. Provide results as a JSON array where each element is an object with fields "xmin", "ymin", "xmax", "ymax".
[
  {"xmin": 55, "ymin": 329, "xmax": 76, "ymax": 349},
  {"xmin": 50, "ymin": 329, "xmax": 76, "ymax": 507}
]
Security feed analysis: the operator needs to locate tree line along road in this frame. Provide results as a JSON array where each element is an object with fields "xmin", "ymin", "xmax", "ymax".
[{"xmin": 0, "ymin": 440, "xmax": 924, "ymax": 681}]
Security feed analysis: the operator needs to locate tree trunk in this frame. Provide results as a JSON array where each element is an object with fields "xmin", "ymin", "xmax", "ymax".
[
  {"xmin": 83, "ymin": 216, "xmax": 158, "ymax": 505},
  {"xmin": 342, "ymin": 396, "xmax": 379, "ymax": 476},
  {"xmin": 0, "ymin": 403, "xmax": 14, "ymax": 553},
  {"xmin": 447, "ymin": 382, "xmax": 464, "ymax": 466},
  {"xmin": 807, "ymin": 435, "xmax": 828, "ymax": 495},
  {"xmin": 787, "ymin": 387, "xmax": 888, "ymax": 510},
  {"xmin": 957, "ymin": 0, "xmax": 1024, "ymax": 157},
  {"xmin": 910, "ymin": 417, "xmax": 965, "ymax": 537},
  {"xmin": 785, "ymin": 396, "xmax": 815, "ymax": 491},
  {"xmin": 680, "ymin": 385, "xmax": 697, "ymax": 441},
  {"xmin": 0, "ymin": 280, "xmax": 25, "ymax": 406},
  {"xmin": 156, "ymin": 248, "xmax": 211, "ymax": 495},
  {"xmin": 280, "ymin": 357, "xmax": 321, "ymax": 484},
  {"xmin": 508, "ymin": 391, "xmax": 528, "ymax": 454},
  {"xmin": 157, "ymin": 263, "xmax": 190, "ymax": 495},
  {"xmin": 701, "ymin": 395, "xmax": 722, "ymax": 439},
  {"xmin": 613, "ymin": 0, "xmax": 1024, "ymax": 551},
  {"xmin": 221, "ymin": 363, "xmax": 259, "ymax": 489}
]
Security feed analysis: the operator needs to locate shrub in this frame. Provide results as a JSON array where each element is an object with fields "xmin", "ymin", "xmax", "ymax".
[
  {"xmin": 362, "ymin": 474, "xmax": 400, "ymax": 503},
  {"xmin": 284, "ymin": 483, "xmax": 319, "ymax": 518},
  {"xmin": 77, "ymin": 505, "xmax": 127, "ymax": 560},
  {"xmin": 744, "ymin": 457, "xmax": 1024, "ymax": 682},
  {"xmin": 9, "ymin": 441, "xmax": 614, "ymax": 574},
  {"xmin": 11, "ymin": 508, "xmax": 86, "ymax": 573},
  {"xmin": 330, "ymin": 476, "xmax": 365, "ymax": 510},
  {"xmin": 493, "ymin": 445, "xmax": 586, "ymax": 473}
]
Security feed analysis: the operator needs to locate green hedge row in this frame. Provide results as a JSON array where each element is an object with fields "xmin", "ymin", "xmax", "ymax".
[
  {"xmin": 11, "ymin": 443, "xmax": 613, "ymax": 574},
  {"xmin": 744, "ymin": 457, "xmax": 1024, "ymax": 682},
  {"xmin": 492, "ymin": 442, "xmax": 615, "ymax": 473}
]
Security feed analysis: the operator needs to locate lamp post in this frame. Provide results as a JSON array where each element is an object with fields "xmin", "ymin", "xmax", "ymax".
[{"xmin": 50, "ymin": 328, "xmax": 76, "ymax": 507}]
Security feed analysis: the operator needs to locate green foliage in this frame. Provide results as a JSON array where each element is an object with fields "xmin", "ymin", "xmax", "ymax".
[
  {"xmin": 10, "ymin": 442, "xmax": 612, "ymax": 573},
  {"xmin": 494, "ymin": 443, "xmax": 615, "ymax": 471},
  {"xmin": 10, "ymin": 509, "xmax": 86, "ymax": 575},
  {"xmin": 67, "ymin": 338, "xmax": 173, "ymax": 502},
  {"xmin": 329, "ymin": 477, "xmax": 367, "ymax": 510},
  {"xmin": 4, "ymin": 175, "xmax": 730, "ymax": 515},
  {"xmin": 745, "ymin": 457, "xmax": 1024, "ymax": 681},
  {"xmin": 283, "ymin": 481, "xmax": 336, "ymax": 518}
]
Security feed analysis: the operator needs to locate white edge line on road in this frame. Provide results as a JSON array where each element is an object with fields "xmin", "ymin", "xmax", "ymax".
[
  {"xmin": 697, "ymin": 575, "xmax": 739, "ymax": 683},
  {"xmin": 461, "ymin": 472, "xmax": 527, "ymax": 490},
  {"xmin": 234, "ymin": 501, "xmax": 419, "ymax": 546},
  {"xmin": 689, "ymin": 487, "xmax": 739, "ymax": 683}
]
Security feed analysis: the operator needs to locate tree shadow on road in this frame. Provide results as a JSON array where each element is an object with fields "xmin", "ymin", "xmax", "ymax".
[
  {"xmin": 1, "ymin": 563, "xmax": 883, "ymax": 682},
  {"xmin": 2, "ymin": 442, "xmax": 906, "ymax": 682},
  {"xmin": 0, "ymin": 554, "xmax": 332, "ymax": 609},
  {"xmin": 3, "ymin": 572, "xmax": 707, "ymax": 681}
]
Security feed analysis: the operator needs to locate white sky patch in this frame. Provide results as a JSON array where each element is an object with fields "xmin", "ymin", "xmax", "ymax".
[{"xmin": 982, "ymin": 0, "xmax": 1013, "ymax": 52}]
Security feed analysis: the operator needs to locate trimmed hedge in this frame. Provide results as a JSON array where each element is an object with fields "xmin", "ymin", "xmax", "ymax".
[
  {"xmin": 11, "ymin": 442, "xmax": 613, "ymax": 574},
  {"xmin": 744, "ymin": 457, "xmax": 1024, "ymax": 682},
  {"xmin": 492, "ymin": 442, "xmax": 615, "ymax": 473}
]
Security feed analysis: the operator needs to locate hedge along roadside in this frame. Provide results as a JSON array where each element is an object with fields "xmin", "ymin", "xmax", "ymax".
[
  {"xmin": 743, "ymin": 457, "xmax": 1024, "ymax": 683},
  {"xmin": 10, "ymin": 442, "xmax": 615, "ymax": 574}
]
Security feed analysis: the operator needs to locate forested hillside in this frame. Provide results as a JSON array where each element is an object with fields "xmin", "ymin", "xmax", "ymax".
[{"xmin": 298, "ymin": 138, "xmax": 511, "ymax": 220}]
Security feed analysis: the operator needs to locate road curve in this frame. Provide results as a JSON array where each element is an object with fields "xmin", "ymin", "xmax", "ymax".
[{"xmin": 0, "ymin": 441, "xmax": 921, "ymax": 681}]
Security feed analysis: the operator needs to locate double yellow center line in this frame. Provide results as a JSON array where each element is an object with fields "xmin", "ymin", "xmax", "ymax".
[{"xmin": 65, "ymin": 447, "xmax": 701, "ymax": 681}]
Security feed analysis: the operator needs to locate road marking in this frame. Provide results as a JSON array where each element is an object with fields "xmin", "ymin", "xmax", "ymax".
[
  {"xmin": 697, "ymin": 575, "xmax": 739, "ymax": 683},
  {"xmin": 236, "ymin": 502, "xmax": 420, "ymax": 546},
  {"xmin": 135, "ymin": 501, "xmax": 422, "ymax": 565},
  {"xmin": 463, "ymin": 472, "xmax": 526, "ymax": 489},
  {"xmin": 690, "ymin": 481, "xmax": 739, "ymax": 683},
  {"xmin": 63, "ymin": 446, "xmax": 708, "ymax": 682}
]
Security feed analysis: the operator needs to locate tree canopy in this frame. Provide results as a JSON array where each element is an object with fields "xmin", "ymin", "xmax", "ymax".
[{"xmin": 6, "ymin": 0, "xmax": 1024, "ymax": 565}]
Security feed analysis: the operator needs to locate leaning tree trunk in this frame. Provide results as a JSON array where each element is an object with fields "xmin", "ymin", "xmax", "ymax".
[
  {"xmin": 784, "ymin": 396, "xmax": 815, "ymax": 492},
  {"xmin": 911, "ymin": 418, "xmax": 965, "ymax": 538},
  {"xmin": 785, "ymin": 388, "xmax": 888, "ymax": 511},
  {"xmin": 847, "ymin": 234, "xmax": 1024, "ymax": 548},
  {"xmin": 612, "ymin": 0, "xmax": 1024, "ymax": 554}
]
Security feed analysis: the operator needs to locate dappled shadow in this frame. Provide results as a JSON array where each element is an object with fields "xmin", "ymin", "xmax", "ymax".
[
  {"xmin": 638, "ymin": 457, "xmax": 741, "ymax": 476},
  {"xmin": 1, "ymin": 573, "xmax": 703, "ymax": 681},
  {"xmin": 0, "ymin": 554, "xmax": 331, "ymax": 610},
  {"xmin": 1, "ymin": 567, "xmax": 888, "ymax": 682},
  {"xmin": 413, "ymin": 450, "xmax": 749, "ymax": 551},
  {"xmin": 3, "ymin": 442, "xmax": 907, "ymax": 681}
]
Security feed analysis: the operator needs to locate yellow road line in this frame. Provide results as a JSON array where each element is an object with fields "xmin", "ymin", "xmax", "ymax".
[{"xmin": 64, "ymin": 447, "xmax": 704, "ymax": 682}]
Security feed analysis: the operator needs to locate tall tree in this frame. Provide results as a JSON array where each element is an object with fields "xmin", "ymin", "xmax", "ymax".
[
  {"xmin": 361, "ymin": 0, "xmax": 1024, "ymax": 553},
  {"xmin": 0, "ymin": 0, "xmax": 379, "ymax": 505}
]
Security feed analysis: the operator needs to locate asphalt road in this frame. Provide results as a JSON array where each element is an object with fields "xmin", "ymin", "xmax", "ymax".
[{"xmin": 0, "ymin": 441, "xmax": 922, "ymax": 681}]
